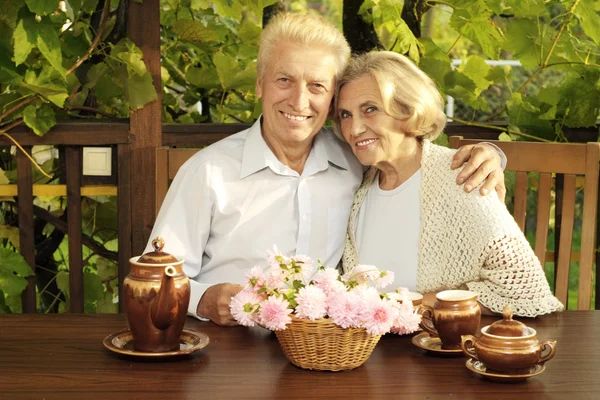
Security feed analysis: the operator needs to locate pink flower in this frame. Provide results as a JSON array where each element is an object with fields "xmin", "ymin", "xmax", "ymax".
[
  {"xmin": 230, "ymin": 290, "xmax": 262, "ymax": 327},
  {"xmin": 265, "ymin": 269, "xmax": 286, "ymax": 290},
  {"xmin": 245, "ymin": 266, "xmax": 266, "ymax": 289},
  {"xmin": 327, "ymin": 290, "xmax": 365, "ymax": 329},
  {"xmin": 363, "ymin": 297, "xmax": 399, "ymax": 336},
  {"xmin": 295, "ymin": 286, "xmax": 327, "ymax": 320},
  {"xmin": 257, "ymin": 296, "xmax": 292, "ymax": 331},
  {"xmin": 391, "ymin": 309, "xmax": 422, "ymax": 335},
  {"xmin": 312, "ymin": 267, "xmax": 344, "ymax": 296},
  {"xmin": 343, "ymin": 264, "xmax": 380, "ymax": 286},
  {"xmin": 266, "ymin": 245, "xmax": 291, "ymax": 269},
  {"xmin": 375, "ymin": 270, "xmax": 395, "ymax": 289}
]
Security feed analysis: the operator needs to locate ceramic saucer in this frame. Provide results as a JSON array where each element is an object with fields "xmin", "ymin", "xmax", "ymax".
[
  {"xmin": 465, "ymin": 359, "xmax": 545, "ymax": 382},
  {"xmin": 411, "ymin": 332, "xmax": 464, "ymax": 356},
  {"xmin": 103, "ymin": 328, "xmax": 209, "ymax": 357}
]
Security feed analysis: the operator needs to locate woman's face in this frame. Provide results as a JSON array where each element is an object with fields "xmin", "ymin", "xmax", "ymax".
[{"xmin": 337, "ymin": 74, "xmax": 411, "ymax": 167}]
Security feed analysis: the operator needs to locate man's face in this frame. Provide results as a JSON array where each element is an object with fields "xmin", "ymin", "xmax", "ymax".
[{"xmin": 256, "ymin": 41, "xmax": 338, "ymax": 148}]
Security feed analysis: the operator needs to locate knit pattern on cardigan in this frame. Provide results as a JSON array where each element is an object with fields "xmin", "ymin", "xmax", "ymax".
[{"xmin": 342, "ymin": 140, "xmax": 564, "ymax": 317}]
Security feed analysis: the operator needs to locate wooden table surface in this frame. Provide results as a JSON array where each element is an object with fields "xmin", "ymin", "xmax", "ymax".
[{"xmin": 1, "ymin": 312, "xmax": 598, "ymax": 399}]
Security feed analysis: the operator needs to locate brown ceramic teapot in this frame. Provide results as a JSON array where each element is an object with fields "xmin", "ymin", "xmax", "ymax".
[
  {"xmin": 461, "ymin": 305, "xmax": 557, "ymax": 374},
  {"xmin": 124, "ymin": 237, "xmax": 190, "ymax": 352}
]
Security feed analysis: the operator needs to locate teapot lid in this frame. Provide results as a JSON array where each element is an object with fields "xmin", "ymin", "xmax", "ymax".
[
  {"xmin": 137, "ymin": 237, "xmax": 179, "ymax": 264},
  {"xmin": 486, "ymin": 305, "xmax": 531, "ymax": 337}
]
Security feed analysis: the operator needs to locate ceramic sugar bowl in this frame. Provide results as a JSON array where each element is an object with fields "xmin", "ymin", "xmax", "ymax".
[
  {"xmin": 461, "ymin": 305, "xmax": 557, "ymax": 374},
  {"xmin": 124, "ymin": 237, "xmax": 190, "ymax": 352}
]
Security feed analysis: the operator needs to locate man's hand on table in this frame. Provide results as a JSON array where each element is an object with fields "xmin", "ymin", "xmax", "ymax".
[
  {"xmin": 197, "ymin": 283, "xmax": 244, "ymax": 326},
  {"xmin": 451, "ymin": 143, "xmax": 506, "ymax": 202}
]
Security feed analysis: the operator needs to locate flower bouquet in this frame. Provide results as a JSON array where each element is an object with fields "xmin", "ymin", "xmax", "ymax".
[{"xmin": 229, "ymin": 248, "xmax": 421, "ymax": 371}]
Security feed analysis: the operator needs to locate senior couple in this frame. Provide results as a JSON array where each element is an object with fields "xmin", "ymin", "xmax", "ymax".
[{"xmin": 148, "ymin": 13, "xmax": 563, "ymax": 325}]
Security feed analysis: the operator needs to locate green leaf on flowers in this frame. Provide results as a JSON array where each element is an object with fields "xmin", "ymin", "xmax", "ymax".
[
  {"xmin": 0, "ymin": 248, "xmax": 33, "ymax": 297},
  {"xmin": 573, "ymin": 0, "xmax": 600, "ymax": 44},
  {"xmin": 449, "ymin": 0, "xmax": 503, "ymax": 59},
  {"xmin": 25, "ymin": 0, "xmax": 58, "ymax": 15},
  {"xmin": 172, "ymin": 19, "xmax": 220, "ymax": 43},
  {"xmin": 36, "ymin": 19, "xmax": 66, "ymax": 77},
  {"xmin": 23, "ymin": 102, "xmax": 56, "ymax": 136},
  {"xmin": 21, "ymin": 66, "xmax": 68, "ymax": 107}
]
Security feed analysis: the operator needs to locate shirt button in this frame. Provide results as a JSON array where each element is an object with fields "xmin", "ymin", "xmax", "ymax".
[{"xmin": 302, "ymin": 215, "xmax": 307, "ymax": 221}]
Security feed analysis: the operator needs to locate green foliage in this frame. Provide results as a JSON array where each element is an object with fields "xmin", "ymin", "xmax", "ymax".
[{"xmin": 0, "ymin": 248, "xmax": 33, "ymax": 297}]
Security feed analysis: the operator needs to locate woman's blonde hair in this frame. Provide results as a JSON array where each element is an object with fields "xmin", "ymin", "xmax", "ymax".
[
  {"xmin": 258, "ymin": 13, "xmax": 351, "ymax": 80},
  {"xmin": 333, "ymin": 51, "xmax": 447, "ymax": 141}
]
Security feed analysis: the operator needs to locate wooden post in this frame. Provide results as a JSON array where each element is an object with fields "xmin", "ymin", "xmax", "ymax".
[
  {"xmin": 128, "ymin": 0, "xmax": 162, "ymax": 256},
  {"xmin": 65, "ymin": 146, "xmax": 84, "ymax": 313}
]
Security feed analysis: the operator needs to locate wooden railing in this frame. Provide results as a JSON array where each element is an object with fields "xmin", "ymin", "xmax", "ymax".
[
  {"xmin": 3, "ymin": 121, "xmax": 599, "ymax": 312},
  {"xmin": 0, "ymin": 121, "xmax": 131, "ymax": 313}
]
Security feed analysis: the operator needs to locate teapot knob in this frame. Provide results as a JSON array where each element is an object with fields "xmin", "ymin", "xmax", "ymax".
[
  {"xmin": 152, "ymin": 237, "xmax": 166, "ymax": 252},
  {"xmin": 502, "ymin": 304, "xmax": 514, "ymax": 321}
]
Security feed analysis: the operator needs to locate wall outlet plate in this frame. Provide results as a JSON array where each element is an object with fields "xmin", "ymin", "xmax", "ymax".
[{"xmin": 83, "ymin": 147, "xmax": 112, "ymax": 176}]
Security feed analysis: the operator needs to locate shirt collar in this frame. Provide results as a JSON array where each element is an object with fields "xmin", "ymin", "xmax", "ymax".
[{"xmin": 240, "ymin": 118, "xmax": 350, "ymax": 179}]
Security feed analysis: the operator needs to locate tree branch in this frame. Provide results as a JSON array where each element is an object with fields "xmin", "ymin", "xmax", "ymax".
[
  {"xmin": 33, "ymin": 205, "xmax": 119, "ymax": 262},
  {"xmin": 66, "ymin": 0, "xmax": 112, "ymax": 77}
]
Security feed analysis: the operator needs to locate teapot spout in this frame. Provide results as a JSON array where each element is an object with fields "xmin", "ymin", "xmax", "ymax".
[{"xmin": 150, "ymin": 266, "xmax": 178, "ymax": 330}]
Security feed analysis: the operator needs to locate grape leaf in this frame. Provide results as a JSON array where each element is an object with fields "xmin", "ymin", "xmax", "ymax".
[
  {"xmin": 449, "ymin": 0, "xmax": 503, "ymax": 59},
  {"xmin": 0, "ymin": 248, "xmax": 34, "ymax": 297},
  {"xmin": 13, "ymin": 16, "xmax": 36, "ymax": 66},
  {"xmin": 22, "ymin": 102, "xmax": 56, "ymax": 136},
  {"xmin": 21, "ymin": 65, "xmax": 68, "ymax": 107},
  {"xmin": 504, "ymin": 19, "xmax": 541, "ymax": 70},
  {"xmin": 573, "ymin": 0, "xmax": 600, "ymax": 44},
  {"xmin": 36, "ymin": 19, "xmax": 66, "ymax": 77},
  {"xmin": 25, "ymin": 0, "xmax": 57, "ymax": 15},
  {"xmin": 172, "ymin": 19, "xmax": 220, "ymax": 43},
  {"xmin": 0, "ymin": 225, "xmax": 20, "ymax": 249}
]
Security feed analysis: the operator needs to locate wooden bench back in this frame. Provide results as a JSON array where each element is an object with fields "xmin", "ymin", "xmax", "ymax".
[
  {"xmin": 155, "ymin": 147, "xmax": 203, "ymax": 217},
  {"xmin": 449, "ymin": 136, "xmax": 600, "ymax": 309}
]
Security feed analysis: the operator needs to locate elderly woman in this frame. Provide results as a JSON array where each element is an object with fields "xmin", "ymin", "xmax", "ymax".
[{"xmin": 336, "ymin": 51, "xmax": 563, "ymax": 317}]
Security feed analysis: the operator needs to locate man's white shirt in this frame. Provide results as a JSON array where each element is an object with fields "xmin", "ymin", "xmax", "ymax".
[{"xmin": 146, "ymin": 118, "xmax": 364, "ymax": 318}]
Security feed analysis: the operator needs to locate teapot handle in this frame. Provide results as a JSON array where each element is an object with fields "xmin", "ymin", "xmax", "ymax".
[
  {"xmin": 461, "ymin": 335, "xmax": 478, "ymax": 360},
  {"xmin": 418, "ymin": 305, "xmax": 438, "ymax": 337},
  {"xmin": 538, "ymin": 339, "xmax": 557, "ymax": 365}
]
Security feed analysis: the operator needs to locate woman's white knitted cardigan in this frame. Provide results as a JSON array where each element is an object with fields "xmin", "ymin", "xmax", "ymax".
[{"xmin": 342, "ymin": 140, "xmax": 564, "ymax": 317}]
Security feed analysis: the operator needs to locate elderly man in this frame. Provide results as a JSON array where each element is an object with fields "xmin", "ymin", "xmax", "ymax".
[{"xmin": 147, "ymin": 13, "xmax": 505, "ymax": 325}]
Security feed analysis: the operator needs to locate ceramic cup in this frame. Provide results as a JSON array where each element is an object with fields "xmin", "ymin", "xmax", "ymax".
[{"xmin": 419, "ymin": 290, "xmax": 481, "ymax": 350}]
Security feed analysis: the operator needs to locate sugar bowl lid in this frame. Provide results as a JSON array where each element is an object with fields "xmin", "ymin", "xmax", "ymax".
[
  {"xmin": 486, "ymin": 305, "xmax": 531, "ymax": 337},
  {"xmin": 137, "ymin": 237, "xmax": 179, "ymax": 264}
]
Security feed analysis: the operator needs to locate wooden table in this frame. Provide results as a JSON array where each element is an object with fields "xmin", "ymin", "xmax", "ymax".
[{"xmin": 1, "ymin": 312, "xmax": 598, "ymax": 399}]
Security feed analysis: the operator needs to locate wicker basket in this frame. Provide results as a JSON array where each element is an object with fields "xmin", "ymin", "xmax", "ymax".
[{"xmin": 275, "ymin": 316, "xmax": 381, "ymax": 371}]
